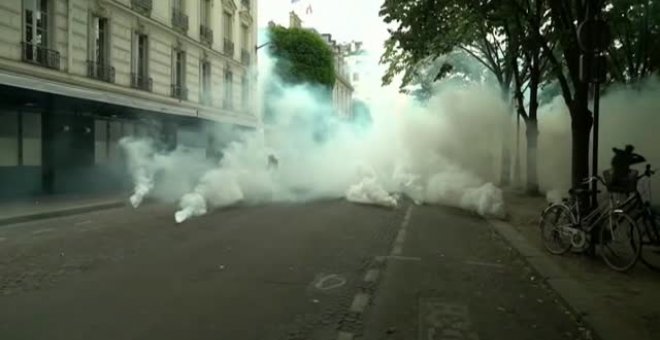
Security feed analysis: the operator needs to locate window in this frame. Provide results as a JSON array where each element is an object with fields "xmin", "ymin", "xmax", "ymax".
[
  {"xmin": 88, "ymin": 16, "xmax": 113, "ymax": 82},
  {"xmin": 353, "ymin": 72, "xmax": 359, "ymax": 82},
  {"xmin": 0, "ymin": 111, "xmax": 41, "ymax": 167},
  {"xmin": 95, "ymin": 120, "xmax": 123, "ymax": 164},
  {"xmin": 131, "ymin": 32, "xmax": 150, "ymax": 90},
  {"xmin": 200, "ymin": 60, "xmax": 212, "ymax": 105},
  {"xmin": 0, "ymin": 111, "xmax": 19, "ymax": 166},
  {"xmin": 241, "ymin": 74, "xmax": 249, "ymax": 110},
  {"xmin": 22, "ymin": 112, "xmax": 41, "ymax": 166},
  {"xmin": 224, "ymin": 12, "xmax": 233, "ymax": 42},
  {"xmin": 23, "ymin": 0, "xmax": 59, "ymax": 69},
  {"xmin": 201, "ymin": 0, "xmax": 211, "ymax": 27},
  {"xmin": 24, "ymin": 0, "xmax": 50, "ymax": 49},
  {"xmin": 172, "ymin": 49, "xmax": 187, "ymax": 99},
  {"xmin": 171, "ymin": 0, "xmax": 188, "ymax": 31},
  {"xmin": 137, "ymin": 34, "xmax": 148, "ymax": 76},
  {"xmin": 91, "ymin": 17, "xmax": 109, "ymax": 66},
  {"xmin": 224, "ymin": 70, "xmax": 233, "ymax": 109},
  {"xmin": 241, "ymin": 24, "xmax": 249, "ymax": 50}
]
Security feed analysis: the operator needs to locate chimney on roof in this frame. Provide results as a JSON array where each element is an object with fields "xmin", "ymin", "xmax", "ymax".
[{"xmin": 289, "ymin": 11, "xmax": 302, "ymax": 28}]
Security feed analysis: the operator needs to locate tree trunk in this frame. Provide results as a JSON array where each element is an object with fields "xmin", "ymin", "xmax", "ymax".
[
  {"xmin": 526, "ymin": 47, "xmax": 541, "ymax": 195},
  {"xmin": 500, "ymin": 138, "xmax": 511, "ymax": 186},
  {"xmin": 570, "ymin": 101, "xmax": 593, "ymax": 189},
  {"xmin": 525, "ymin": 119, "xmax": 540, "ymax": 195},
  {"xmin": 499, "ymin": 84, "xmax": 511, "ymax": 187}
]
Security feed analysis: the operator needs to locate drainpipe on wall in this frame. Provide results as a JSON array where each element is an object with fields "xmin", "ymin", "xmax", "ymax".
[{"xmin": 67, "ymin": 0, "xmax": 73, "ymax": 72}]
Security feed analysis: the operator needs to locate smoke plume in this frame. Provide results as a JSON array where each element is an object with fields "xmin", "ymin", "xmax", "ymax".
[{"xmin": 120, "ymin": 51, "xmax": 511, "ymax": 222}]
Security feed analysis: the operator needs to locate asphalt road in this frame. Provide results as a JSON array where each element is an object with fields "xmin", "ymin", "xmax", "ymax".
[{"xmin": 0, "ymin": 200, "xmax": 591, "ymax": 339}]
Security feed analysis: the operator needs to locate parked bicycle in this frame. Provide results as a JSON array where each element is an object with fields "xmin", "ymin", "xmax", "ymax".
[
  {"xmin": 539, "ymin": 175, "xmax": 642, "ymax": 272},
  {"xmin": 614, "ymin": 164, "xmax": 660, "ymax": 271}
]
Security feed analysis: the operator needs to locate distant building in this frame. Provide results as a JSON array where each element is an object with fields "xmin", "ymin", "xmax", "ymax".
[
  {"xmin": 279, "ymin": 12, "xmax": 353, "ymax": 119},
  {"xmin": 319, "ymin": 33, "xmax": 354, "ymax": 119},
  {"xmin": 343, "ymin": 41, "xmax": 371, "ymax": 103},
  {"xmin": 0, "ymin": 0, "xmax": 258, "ymax": 198}
]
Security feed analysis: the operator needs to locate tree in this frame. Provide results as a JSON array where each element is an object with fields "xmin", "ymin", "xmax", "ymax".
[
  {"xmin": 605, "ymin": 0, "xmax": 660, "ymax": 84},
  {"xmin": 380, "ymin": 0, "xmax": 518, "ymax": 187},
  {"xmin": 380, "ymin": 0, "xmax": 549, "ymax": 191},
  {"xmin": 268, "ymin": 26, "xmax": 336, "ymax": 89}
]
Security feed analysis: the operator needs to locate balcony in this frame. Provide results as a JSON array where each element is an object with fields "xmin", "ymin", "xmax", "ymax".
[
  {"xmin": 131, "ymin": 72, "xmax": 152, "ymax": 92},
  {"xmin": 87, "ymin": 61, "xmax": 115, "ymax": 83},
  {"xmin": 200, "ymin": 25, "xmax": 213, "ymax": 45},
  {"xmin": 21, "ymin": 42, "xmax": 60, "ymax": 70},
  {"xmin": 131, "ymin": 0, "xmax": 152, "ymax": 16},
  {"xmin": 224, "ymin": 39, "xmax": 235, "ymax": 57},
  {"xmin": 241, "ymin": 49, "xmax": 250, "ymax": 65},
  {"xmin": 171, "ymin": 84, "xmax": 188, "ymax": 100},
  {"xmin": 172, "ymin": 8, "xmax": 189, "ymax": 32}
]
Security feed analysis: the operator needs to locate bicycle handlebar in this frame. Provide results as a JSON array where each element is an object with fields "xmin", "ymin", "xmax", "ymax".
[
  {"xmin": 638, "ymin": 164, "xmax": 656, "ymax": 179},
  {"xmin": 581, "ymin": 176, "xmax": 606, "ymax": 186}
]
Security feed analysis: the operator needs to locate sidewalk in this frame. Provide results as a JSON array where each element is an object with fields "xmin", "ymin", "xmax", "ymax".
[
  {"xmin": 0, "ymin": 193, "xmax": 127, "ymax": 226},
  {"xmin": 499, "ymin": 190, "xmax": 660, "ymax": 340}
]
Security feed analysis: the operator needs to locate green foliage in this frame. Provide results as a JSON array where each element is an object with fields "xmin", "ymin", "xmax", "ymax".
[
  {"xmin": 605, "ymin": 0, "xmax": 660, "ymax": 84},
  {"xmin": 268, "ymin": 26, "xmax": 336, "ymax": 89},
  {"xmin": 380, "ymin": 0, "xmax": 513, "ymax": 93}
]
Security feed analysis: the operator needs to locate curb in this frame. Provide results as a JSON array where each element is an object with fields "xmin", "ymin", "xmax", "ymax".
[
  {"xmin": 0, "ymin": 201, "xmax": 126, "ymax": 227},
  {"xmin": 488, "ymin": 219, "xmax": 647, "ymax": 340}
]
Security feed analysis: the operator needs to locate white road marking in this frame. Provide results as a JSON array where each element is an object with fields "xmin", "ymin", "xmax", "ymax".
[
  {"xmin": 364, "ymin": 268, "xmax": 380, "ymax": 282},
  {"xmin": 464, "ymin": 260, "xmax": 505, "ymax": 269},
  {"xmin": 313, "ymin": 274, "xmax": 347, "ymax": 291},
  {"xmin": 395, "ymin": 229, "xmax": 407, "ymax": 244},
  {"xmin": 74, "ymin": 220, "xmax": 92, "ymax": 226},
  {"xmin": 389, "ymin": 206, "xmax": 413, "ymax": 257},
  {"xmin": 349, "ymin": 293, "xmax": 370, "ymax": 313},
  {"xmin": 337, "ymin": 331, "xmax": 354, "ymax": 340},
  {"xmin": 419, "ymin": 300, "xmax": 479, "ymax": 340},
  {"xmin": 376, "ymin": 255, "xmax": 422, "ymax": 261},
  {"xmin": 31, "ymin": 228, "xmax": 53, "ymax": 235}
]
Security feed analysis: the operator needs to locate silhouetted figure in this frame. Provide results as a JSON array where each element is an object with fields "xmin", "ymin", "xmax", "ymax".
[
  {"xmin": 268, "ymin": 154, "xmax": 279, "ymax": 170},
  {"xmin": 609, "ymin": 144, "xmax": 646, "ymax": 192}
]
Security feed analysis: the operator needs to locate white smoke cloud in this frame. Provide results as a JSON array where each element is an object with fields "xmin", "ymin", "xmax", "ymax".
[
  {"xmin": 516, "ymin": 79, "xmax": 660, "ymax": 201},
  {"xmin": 119, "ymin": 51, "xmax": 510, "ymax": 223}
]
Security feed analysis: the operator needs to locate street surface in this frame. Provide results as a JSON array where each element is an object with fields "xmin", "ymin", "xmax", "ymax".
[{"xmin": 0, "ymin": 200, "xmax": 591, "ymax": 339}]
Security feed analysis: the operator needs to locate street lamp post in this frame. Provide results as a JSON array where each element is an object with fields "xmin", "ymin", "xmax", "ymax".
[{"xmin": 578, "ymin": 0, "xmax": 611, "ymax": 208}]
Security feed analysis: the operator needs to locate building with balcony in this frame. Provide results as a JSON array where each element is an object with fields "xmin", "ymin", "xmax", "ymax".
[
  {"xmin": 0, "ymin": 0, "xmax": 258, "ymax": 198},
  {"xmin": 320, "ymin": 33, "xmax": 354, "ymax": 119}
]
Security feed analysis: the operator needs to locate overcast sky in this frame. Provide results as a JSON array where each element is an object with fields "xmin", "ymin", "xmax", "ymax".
[{"xmin": 257, "ymin": 0, "xmax": 389, "ymax": 54}]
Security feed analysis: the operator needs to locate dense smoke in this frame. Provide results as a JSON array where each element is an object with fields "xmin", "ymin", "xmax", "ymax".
[
  {"xmin": 120, "ymin": 51, "xmax": 510, "ymax": 222},
  {"xmin": 514, "ymin": 79, "xmax": 660, "ymax": 201}
]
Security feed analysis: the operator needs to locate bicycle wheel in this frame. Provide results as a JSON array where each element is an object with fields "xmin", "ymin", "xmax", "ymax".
[
  {"xmin": 540, "ymin": 204, "xmax": 574, "ymax": 255},
  {"xmin": 639, "ymin": 214, "xmax": 660, "ymax": 271},
  {"xmin": 600, "ymin": 212, "xmax": 642, "ymax": 272}
]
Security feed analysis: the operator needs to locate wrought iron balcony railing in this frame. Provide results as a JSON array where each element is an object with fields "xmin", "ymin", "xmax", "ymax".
[
  {"xmin": 87, "ymin": 61, "xmax": 115, "ymax": 83},
  {"xmin": 171, "ymin": 84, "xmax": 188, "ymax": 100},
  {"xmin": 200, "ymin": 25, "xmax": 213, "ymax": 45},
  {"xmin": 131, "ymin": 72, "xmax": 152, "ymax": 91},
  {"xmin": 172, "ymin": 8, "xmax": 189, "ymax": 32},
  {"xmin": 224, "ymin": 39, "xmax": 235, "ymax": 57},
  {"xmin": 21, "ymin": 42, "xmax": 60, "ymax": 70},
  {"xmin": 131, "ymin": 0, "xmax": 152, "ymax": 16}
]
